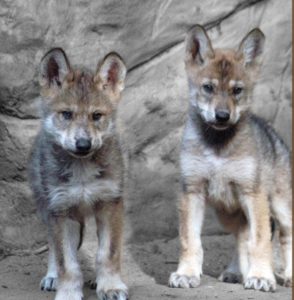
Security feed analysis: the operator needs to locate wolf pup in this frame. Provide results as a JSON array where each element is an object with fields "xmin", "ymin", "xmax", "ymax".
[
  {"xmin": 169, "ymin": 25, "xmax": 292, "ymax": 292},
  {"xmin": 28, "ymin": 48, "xmax": 128, "ymax": 300}
]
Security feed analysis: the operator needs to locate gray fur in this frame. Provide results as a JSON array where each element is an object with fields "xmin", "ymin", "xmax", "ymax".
[
  {"xmin": 28, "ymin": 48, "xmax": 128, "ymax": 300},
  {"xmin": 28, "ymin": 123, "xmax": 123, "ymax": 223}
]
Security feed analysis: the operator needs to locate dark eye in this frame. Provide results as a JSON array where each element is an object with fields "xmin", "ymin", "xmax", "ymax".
[
  {"xmin": 232, "ymin": 86, "xmax": 243, "ymax": 95},
  {"xmin": 92, "ymin": 112, "xmax": 102, "ymax": 121},
  {"xmin": 61, "ymin": 111, "xmax": 73, "ymax": 120},
  {"xmin": 203, "ymin": 84, "xmax": 214, "ymax": 94}
]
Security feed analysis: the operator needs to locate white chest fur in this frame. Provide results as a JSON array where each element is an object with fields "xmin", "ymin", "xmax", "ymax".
[
  {"xmin": 49, "ymin": 160, "xmax": 121, "ymax": 210},
  {"xmin": 181, "ymin": 121, "xmax": 256, "ymax": 207},
  {"xmin": 181, "ymin": 150, "xmax": 255, "ymax": 206}
]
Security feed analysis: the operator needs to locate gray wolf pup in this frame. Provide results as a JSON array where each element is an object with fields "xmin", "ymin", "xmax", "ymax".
[
  {"xmin": 28, "ymin": 48, "xmax": 128, "ymax": 300},
  {"xmin": 169, "ymin": 25, "xmax": 292, "ymax": 292}
]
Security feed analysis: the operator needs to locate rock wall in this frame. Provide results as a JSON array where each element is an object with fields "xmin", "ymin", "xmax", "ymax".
[{"xmin": 0, "ymin": 0, "xmax": 291, "ymax": 249}]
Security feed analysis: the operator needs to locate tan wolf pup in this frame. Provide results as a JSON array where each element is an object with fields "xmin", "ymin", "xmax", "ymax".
[
  {"xmin": 28, "ymin": 48, "xmax": 128, "ymax": 300},
  {"xmin": 169, "ymin": 25, "xmax": 292, "ymax": 292}
]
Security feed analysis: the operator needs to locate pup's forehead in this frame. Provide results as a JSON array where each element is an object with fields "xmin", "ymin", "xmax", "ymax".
[
  {"xmin": 65, "ymin": 69, "xmax": 95, "ymax": 96},
  {"xmin": 49, "ymin": 69, "xmax": 113, "ymax": 112},
  {"xmin": 201, "ymin": 49, "xmax": 245, "ymax": 84}
]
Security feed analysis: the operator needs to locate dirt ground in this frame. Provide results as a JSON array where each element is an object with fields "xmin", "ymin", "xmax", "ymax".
[{"xmin": 0, "ymin": 219, "xmax": 291, "ymax": 300}]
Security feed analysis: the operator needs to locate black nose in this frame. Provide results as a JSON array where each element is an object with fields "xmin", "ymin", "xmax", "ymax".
[
  {"xmin": 215, "ymin": 110, "xmax": 230, "ymax": 122},
  {"xmin": 76, "ymin": 138, "xmax": 91, "ymax": 152}
]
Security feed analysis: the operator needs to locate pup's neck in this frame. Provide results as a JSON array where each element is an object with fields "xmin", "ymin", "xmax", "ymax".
[{"xmin": 189, "ymin": 105, "xmax": 248, "ymax": 151}]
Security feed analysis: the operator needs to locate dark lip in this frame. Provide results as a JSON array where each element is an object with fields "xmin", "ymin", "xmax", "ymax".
[
  {"xmin": 207, "ymin": 122, "xmax": 230, "ymax": 131},
  {"xmin": 68, "ymin": 150, "xmax": 93, "ymax": 158}
]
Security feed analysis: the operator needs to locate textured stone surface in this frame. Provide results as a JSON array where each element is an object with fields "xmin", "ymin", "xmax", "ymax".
[{"xmin": 0, "ymin": 0, "xmax": 291, "ymax": 249}]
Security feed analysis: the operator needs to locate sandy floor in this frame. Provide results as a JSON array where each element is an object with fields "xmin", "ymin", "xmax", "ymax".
[{"xmin": 0, "ymin": 222, "xmax": 291, "ymax": 300}]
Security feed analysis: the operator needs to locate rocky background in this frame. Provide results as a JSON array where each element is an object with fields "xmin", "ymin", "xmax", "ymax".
[{"xmin": 0, "ymin": 0, "xmax": 291, "ymax": 253}]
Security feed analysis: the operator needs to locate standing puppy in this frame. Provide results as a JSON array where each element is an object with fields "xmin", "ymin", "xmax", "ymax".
[
  {"xmin": 169, "ymin": 25, "xmax": 292, "ymax": 292},
  {"xmin": 28, "ymin": 48, "xmax": 128, "ymax": 300}
]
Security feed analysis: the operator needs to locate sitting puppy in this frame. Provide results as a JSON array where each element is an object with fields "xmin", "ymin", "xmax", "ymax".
[
  {"xmin": 28, "ymin": 48, "xmax": 128, "ymax": 300},
  {"xmin": 169, "ymin": 25, "xmax": 292, "ymax": 292}
]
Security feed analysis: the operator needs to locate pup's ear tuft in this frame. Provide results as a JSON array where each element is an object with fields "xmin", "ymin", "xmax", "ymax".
[
  {"xmin": 185, "ymin": 24, "xmax": 214, "ymax": 65},
  {"xmin": 237, "ymin": 28, "xmax": 265, "ymax": 66},
  {"xmin": 95, "ymin": 53, "xmax": 126, "ymax": 94},
  {"xmin": 39, "ymin": 48, "xmax": 71, "ymax": 88}
]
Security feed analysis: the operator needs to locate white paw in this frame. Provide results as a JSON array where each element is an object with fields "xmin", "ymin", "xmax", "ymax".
[
  {"xmin": 40, "ymin": 276, "xmax": 58, "ymax": 291},
  {"xmin": 244, "ymin": 276, "xmax": 276, "ymax": 292},
  {"xmin": 96, "ymin": 273, "xmax": 128, "ymax": 300},
  {"xmin": 97, "ymin": 289, "xmax": 129, "ymax": 300},
  {"xmin": 55, "ymin": 287, "xmax": 83, "ymax": 300},
  {"xmin": 168, "ymin": 272, "xmax": 200, "ymax": 288}
]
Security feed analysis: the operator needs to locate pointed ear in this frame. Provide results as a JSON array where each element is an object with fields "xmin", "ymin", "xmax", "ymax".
[
  {"xmin": 95, "ymin": 52, "xmax": 127, "ymax": 94},
  {"xmin": 185, "ymin": 24, "xmax": 214, "ymax": 65},
  {"xmin": 39, "ymin": 48, "xmax": 71, "ymax": 88},
  {"xmin": 237, "ymin": 28, "xmax": 265, "ymax": 66}
]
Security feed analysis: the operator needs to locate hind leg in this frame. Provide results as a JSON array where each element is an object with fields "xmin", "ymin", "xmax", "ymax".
[
  {"xmin": 271, "ymin": 192, "xmax": 292, "ymax": 287},
  {"xmin": 279, "ymin": 226, "xmax": 292, "ymax": 287},
  {"xmin": 219, "ymin": 250, "xmax": 242, "ymax": 283},
  {"xmin": 217, "ymin": 210, "xmax": 245, "ymax": 284}
]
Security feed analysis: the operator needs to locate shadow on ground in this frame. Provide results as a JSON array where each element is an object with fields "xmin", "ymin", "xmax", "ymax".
[
  {"xmin": 129, "ymin": 234, "xmax": 233, "ymax": 285},
  {"xmin": 0, "ymin": 218, "xmax": 291, "ymax": 300}
]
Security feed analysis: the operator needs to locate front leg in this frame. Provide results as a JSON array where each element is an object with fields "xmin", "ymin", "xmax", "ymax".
[
  {"xmin": 240, "ymin": 190, "xmax": 276, "ymax": 292},
  {"xmin": 169, "ymin": 191, "xmax": 205, "ymax": 288},
  {"xmin": 94, "ymin": 200, "xmax": 128, "ymax": 300},
  {"xmin": 51, "ymin": 216, "xmax": 84, "ymax": 300},
  {"xmin": 40, "ymin": 232, "xmax": 58, "ymax": 291}
]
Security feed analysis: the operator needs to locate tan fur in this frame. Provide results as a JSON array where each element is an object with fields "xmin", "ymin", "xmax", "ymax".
[
  {"xmin": 178, "ymin": 193, "xmax": 204, "ymax": 275},
  {"xmin": 169, "ymin": 25, "xmax": 292, "ymax": 292},
  {"xmin": 94, "ymin": 200, "xmax": 123, "ymax": 273}
]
